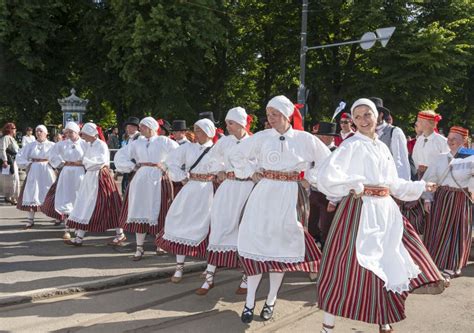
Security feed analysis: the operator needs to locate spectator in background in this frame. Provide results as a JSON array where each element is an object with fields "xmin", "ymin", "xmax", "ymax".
[
  {"xmin": 334, "ymin": 113, "xmax": 355, "ymax": 146},
  {"xmin": 53, "ymin": 133, "xmax": 63, "ymax": 143},
  {"xmin": 0, "ymin": 123, "xmax": 20, "ymax": 205},
  {"xmin": 21, "ymin": 127, "xmax": 35, "ymax": 147},
  {"xmin": 107, "ymin": 127, "xmax": 120, "ymax": 149}
]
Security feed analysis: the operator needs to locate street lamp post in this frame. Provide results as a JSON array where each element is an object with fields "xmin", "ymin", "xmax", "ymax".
[{"xmin": 297, "ymin": 2, "xmax": 396, "ymax": 125}]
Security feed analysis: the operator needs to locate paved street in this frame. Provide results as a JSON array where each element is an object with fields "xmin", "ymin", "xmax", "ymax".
[{"xmin": 1, "ymin": 203, "xmax": 473, "ymax": 332}]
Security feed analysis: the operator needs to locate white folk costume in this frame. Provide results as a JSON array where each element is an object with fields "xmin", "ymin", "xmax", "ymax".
[
  {"xmin": 317, "ymin": 99, "xmax": 443, "ymax": 327},
  {"xmin": 231, "ymin": 96, "xmax": 329, "ymax": 324},
  {"xmin": 16, "ymin": 128, "xmax": 56, "ymax": 226},
  {"xmin": 422, "ymin": 127, "xmax": 473, "ymax": 276},
  {"xmin": 21, "ymin": 135, "xmax": 35, "ymax": 147},
  {"xmin": 115, "ymin": 117, "xmax": 178, "ymax": 258},
  {"xmin": 0, "ymin": 133, "xmax": 20, "ymax": 203},
  {"xmin": 195, "ymin": 107, "xmax": 254, "ymax": 295},
  {"xmin": 65, "ymin": 123, "xmax": 122, "ymax": 245},
  {"xmin": 156, "ymin": 119, "xmax": 217, "ymax": 282},
  {"xmin": 42, "ymin": 123, "xmax": 89, "ymax": 221}
]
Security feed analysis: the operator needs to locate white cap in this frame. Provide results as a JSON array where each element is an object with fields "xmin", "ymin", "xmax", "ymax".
[
  {"xmin": 139, "ymin": 117, "xmax": 159, "ymax": 132},
  {"xmin": 65, "ymin": 122, "xmax": 80, "ymax": 133},
  {"xmin": 35, "ymin": 125, "xmax": 48, "ymax": 134},
  {"xmin": 81, "ymin": 122, "xmax": 98, "ymax": 136},
  {"xmin": 225, "ymin": 107, "xmax": 248, "ymax": 128},
  {"xmin": 266, "ymin": 95, "xmax": 294, "ymax": 119},
  {"xmin": 350, "ymin": 98, "xmax": 378, "ymax": 119},
  {"xmin": 194, "ymin": 118, "xmax": 216, "ymax": 138}
]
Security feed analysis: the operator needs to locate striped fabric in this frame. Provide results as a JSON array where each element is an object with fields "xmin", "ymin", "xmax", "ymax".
[
  {"xmin": 66, "ymin": 168, "xmax": 122, "ymax": 232},
  {"xmin": 120, "ymin": 174, "xmax": 174, "ymax": 235},
  {"xmin": 39, "ymin": 179, "xmax": 63, "ymax": 220},
  {"xmin": 424, "ymin": 186, "xmax": 472, "ymax": 271},
  {"xmin": 155, "ymin": 231, "xmax": 208, "ymax": 258},
  {"xmin": 397, "ymin": 199, "xmax": 425, "ymax": 235},
  {"xmin": 318, "ymin": 195, "xmax": 443, "ymax": 325},
  {"xmin": 207, "ymin": 250, "xmax": 240, "ymax": 268},
  {"xmin": 240, "ymin": 229, "xmax": 321, "ymax": 275}
]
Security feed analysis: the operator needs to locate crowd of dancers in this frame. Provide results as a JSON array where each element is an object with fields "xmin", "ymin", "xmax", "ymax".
[{"xmin": 0, "ymin": 95, "xmax": 472, "ymax": 333}]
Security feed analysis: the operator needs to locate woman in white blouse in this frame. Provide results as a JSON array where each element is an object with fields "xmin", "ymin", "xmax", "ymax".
[
  {"xmin": 229, "ymin": 95, "xmax": 330, "ymax": 324},
  {"xmin": 316, "ymin": 99, "xmax": 443, "ymax": 333},
  {"xmin": 156, "ymin": 119, "xmax": 217, "ymax": 283},
  {"xmin": 16, "ymin": 125, "xmax": 56, "ymax": 228},
  {"xmin": 422, "ymin": 126, "xmax": 473, "ymax": 278}
]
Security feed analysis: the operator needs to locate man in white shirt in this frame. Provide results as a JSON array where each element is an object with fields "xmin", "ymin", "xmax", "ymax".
[{"xmin": 370, "ymin": 97, "xmax": 411, "ymax": 180}]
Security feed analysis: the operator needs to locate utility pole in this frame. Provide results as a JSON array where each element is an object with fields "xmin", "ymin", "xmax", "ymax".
[{"xmin": 297, "ymin": 0, "xmax": 309, "ymax": 125}]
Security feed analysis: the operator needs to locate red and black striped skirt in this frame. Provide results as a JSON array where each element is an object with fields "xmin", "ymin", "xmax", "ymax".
[
  {"xmin": 207, "ymin": 250, "xmax": 240, "ymax": 268},
  {"xmin": 424, "ymin": 186, "xmax": 472, "ymax": 271},
  {"xmin": 66, "ymin": 168, "xmax": 122, "ymax": 232},
  {"xmin": 119, "ymin": 174, "xmax": 174, "ymax": 235},
  {"xmin": 318, "ymin": 195, "xmax": 443, "ymax": 325},
  {"xmin": 155, "ymin": 232, "xmax": 208, "ymax": 258},
  {"xmin": 40, "ymin": 179, "xmax": 63, "ymax": 220},
  {"xmin": 396, "ymin": 198, "xmax": 425, "ymax": 235}
]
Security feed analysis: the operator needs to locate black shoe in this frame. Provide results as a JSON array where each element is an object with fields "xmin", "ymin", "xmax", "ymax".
[
  {"xmin": 260, "ymin": 302, "xmax": 275, "ymax": 321},
  {"xmin": 241, "ymin": 304, "xmax": 254, "ymax": 324}
]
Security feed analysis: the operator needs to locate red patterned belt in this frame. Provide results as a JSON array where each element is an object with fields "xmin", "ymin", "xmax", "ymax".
[
  {"xmin": 189, "ymin": 173, "xmax": 215, "ymax": 182},
  {"xmin": 225, "ymin": 171, "xmax": 251, "ymax": 181},
  {"xmin": 64, "ymin": 161, "xmax": 83, "ymax": 167},
  {"xmin": 363, "ymin": 185, "xmax": 390, "ymax": 197},
  {"xmin": 31, "ymin": 159, "xmax": 48, "ymax": 163},
  {"xmin": 262, "ymin": 170, "xmax": 303, "ymax": 182}
]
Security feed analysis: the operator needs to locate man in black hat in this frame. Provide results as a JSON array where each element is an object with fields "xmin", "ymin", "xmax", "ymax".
[
  {"xmin": 370, "ymin": 97, "xmax": 410, "ymax": 181},
  {"xmin": 198, "ymin": 111, "xmax": 219, "ymax": 125},
  {"xmin": 308, "ymin": 122, "xmax": 338, "ymax": 249},
  {"xmin": 119, "ymin": 117, "xmax": 141, "ymax": 194},
  {"xmin": 171, "ymin": 120, "xmax": 189, "ymax": 146}
]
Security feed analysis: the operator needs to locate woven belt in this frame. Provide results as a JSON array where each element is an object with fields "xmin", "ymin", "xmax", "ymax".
[
  {"xmin": 189, "ymin": 173, "xmax": 215, "ymax": 182},
  {"xmin": 138, "ymin": 162, "xmax": 160, "ymax": 167},
  {"xmin": 64, "ymin": 161, "xmax": 83, "ymax": 167},
  {"xmin": 363, "ymin": 185, "xmax": 390, "ymax": 197},
  {"xmin": 262, "ymin": 170, "xmax": 303, "ymax": 182},
  {"xmin": 225, "ymin": 171, "xmax": 251, "ymax": 181},
  {"xmin": 439, "ymin": 185, "xmax": 469, "ymax": 193},
  {"xmin": 31, "ymin": 159, "xmax": 48, "ymax": 163}
]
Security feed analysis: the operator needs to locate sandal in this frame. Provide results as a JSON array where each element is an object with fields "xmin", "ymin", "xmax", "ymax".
[
  {"xmin": 64, "ymin": 236, "xmax": 83, "ymax": 247},
  {"xmin": 235, "ymin": 274, "xmax": 247, "ymax": 295},
  {"xmin": 132, "ymin": 246, "xmax": 144, "ymax": 261},
  {"xmin": 109, "ymin": 233, "xmax": 127, "ymax": 246},
  {"xmin": 260, "ymin": 302, "xmax": 275, "ymax": 321},
  {"xmin": 241, "ymin": 304, "xmax": 254, "ymax": 324},
  {"xmin": 321, "ymin": 323, "xmax": 335, "ymax": 333},
  {"xmin": 379, "ymin": 324, "xmax": 394, "ymax": 332},
  {"xmin": 170, "ymin": 262, "xmax": 184, "ymax": 283},
  {"xmin": 155, "ymin": 247, "xmax": 167, "ymax": 256},
  {"xmin": 24, "ymin": 219, "xmax": 34, "ymax": 230},
  {"xmin": 195, "ymin": 270, "xmax": 215, "ymax": 295}
]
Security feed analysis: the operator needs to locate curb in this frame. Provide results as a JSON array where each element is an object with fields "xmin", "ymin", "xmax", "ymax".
[{"xmin": 0, "ymin": 261, "xmax": 207, "ymax": 308}]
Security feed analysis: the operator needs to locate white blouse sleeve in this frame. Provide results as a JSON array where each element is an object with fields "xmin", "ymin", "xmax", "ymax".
[
  {"xmin": 83, "ymin": 141, "xmax": 109, "ymax": 171},
  {"xmin": 16, "ymin": 143, "xmax": 32, "ymax": 168},
  {"xmin": 317, "ymin": 142, "xmax": 366, "ymax": 198},
  {"xmin": 48, "ymin": 142, "xmax": 65, "ymax": 169},
  {"xmin": 420, "ymin": 154, "xmax": 443, "ymax": 202},
  {"xmin": 166, "ymin": 144, "xmax": 188, "ymax": 182},
  {"xmin": 304, "ymin": 134, "xmax": 331, "ymax": 186},
  {"xmin": 114, "ymin": 143, "xmax": 136, "ymax": 173},
  {"xmin": 228, "ymin": 132, "xmax": 262, "ymax": 179},
  {"xmin": 207, "ymin": 138, "xmax": 226, "ymax": 174},
  {"xmin": 390, "ymin": 127, "xmax": 411, "ymax": 180}
]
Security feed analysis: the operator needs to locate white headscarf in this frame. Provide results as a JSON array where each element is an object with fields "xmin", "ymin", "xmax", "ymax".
[
  {"xmin": 225, "ymin": 107, "xmax": 248, "ymax": 128},
  {"xmin": 81, "ymin": 123, "xmax": 98, "ymax": 137},
  {"xmin": 65, "ymin": 121, "xmax": 80, "ymax": 133},
  {"xmin": 266, "ymin": 95, "xmax": 294, "ymax": 120},
  {"xmin": 194, "ymin": 118, "xmax": 216, "ymax": 138},
  {"xmin": 350, "ymin": 98, "xmax": 378, "ymax": 119},
  {"xmin": 35, "ymin": 125, "xmax": 48, "ymax": 134},
  {"xmin": 140, "ymin": 117, "xmax": 159, "ymax": 132}
]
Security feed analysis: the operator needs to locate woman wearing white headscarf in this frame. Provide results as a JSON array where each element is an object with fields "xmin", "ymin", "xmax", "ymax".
[
  {"xmin": 15, "ymin": 125, "xmax": 56, "ymax": 228},
  {"xmin": 228, "ymin": 95, "xmax": 330, "ymax": 324},
  {"xmin": 115, "ymin": 117, "xmax": 178, "ymax": 260},
  {"xmin": 64, "ymin": 123, "xmax": 123, "ymax": 246},
  {"xmin": 42, "ymin": 122, "xmax": 89, "ymax": 239},
  {"xmin": 156, "ymin": 118, "xmax": 217, "ymax": 283},
  {"xmin": 194, "ymin": 107, "xmax": 254, "ymax": 296},
  {"xmin": 316, "ymin": 99, "xmax": 444, "ymax": 333}
]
